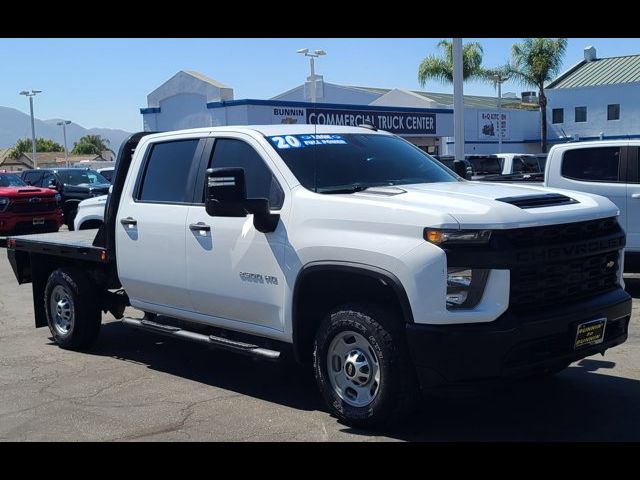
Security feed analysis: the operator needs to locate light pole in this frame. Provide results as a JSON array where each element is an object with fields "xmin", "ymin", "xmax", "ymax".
[
  {"xmin": 297, "ymin": 48, "xmax": 326, "ymax": 103},
  {"xmin": 57, "ymin": 120, "xmax": 71, "ymax": 167},
  {"xmin": 489, "ymin": 72, "xmax": 510, "ymax": 153},
  {"xmin": 19, "ymin": 89, "xmax": 42, "ymax": 169},
  {"xmin": 452, "ymin": 38, "xmax": 464, "ymax": 161}
]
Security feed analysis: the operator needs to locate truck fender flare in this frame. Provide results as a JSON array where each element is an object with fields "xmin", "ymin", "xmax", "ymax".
[{"xmin": 291, "ymin": 261, "xmax": 415, "ymax": 361}]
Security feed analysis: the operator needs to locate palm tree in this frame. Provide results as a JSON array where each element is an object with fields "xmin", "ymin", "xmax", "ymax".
[
  {"xmin": 417, "ymin": 40, "xmax": 487, "ymax": 87},
  {"xmin": 508, "ymin": 38, "xmax": 568, "ymax": 153},
  {"xmin": 71, "ymin": 134, "xmax": 113, "ymax": 156}
]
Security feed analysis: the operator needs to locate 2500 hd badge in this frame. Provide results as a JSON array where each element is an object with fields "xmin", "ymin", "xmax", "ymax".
[{"xmin": 239, "ymin": 272, "xmax": 279, "ymax": 285}]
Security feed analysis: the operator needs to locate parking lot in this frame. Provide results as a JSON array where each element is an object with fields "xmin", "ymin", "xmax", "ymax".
[{"xmin": 0, "ymin": 252, "xmax": 639, "ymax": 441}]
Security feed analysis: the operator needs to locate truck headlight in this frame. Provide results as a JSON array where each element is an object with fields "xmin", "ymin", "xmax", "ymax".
[
  {"xmin": 0, "ymin": 197, "xmax": 9, "ymax": 212},
  {"xmin": 425, "ymin": 229, "xmax": 492, "ymax": 245},
  {"xmin": 446, "ymin": 268, "xmax": 490, "ymax": 309}
]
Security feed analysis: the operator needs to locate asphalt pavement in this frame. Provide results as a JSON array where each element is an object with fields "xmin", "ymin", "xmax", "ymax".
[{"xmin": 1, "ymin": 252, "xmax": 639, "ymax": 441}]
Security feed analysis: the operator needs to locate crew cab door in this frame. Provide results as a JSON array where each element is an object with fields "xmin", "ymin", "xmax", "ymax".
[
  {"xmin": 185, "ymin": 134, "xmax": 288, "ymax": 332},
  {"xmin": 626, "ymin": 146, "xmax": 640, "ymax": 252},
  {"xmin": 116, "ymin": 137, "xmax": 204, "ymax": 311}
]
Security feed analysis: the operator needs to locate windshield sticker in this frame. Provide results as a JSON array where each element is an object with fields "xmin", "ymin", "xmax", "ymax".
[{"xmin": 269, "ymin": 134, "xmax": 347, "ymax": 149}]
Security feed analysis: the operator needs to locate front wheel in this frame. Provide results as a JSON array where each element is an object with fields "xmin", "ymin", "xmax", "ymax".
[
  {"xmin": 44, "ymin": 267, "xmax": 102, "ymax": 350},
  {"xmin": 313, "ymin": 303, "xmax": 419, "ymax": 429}
]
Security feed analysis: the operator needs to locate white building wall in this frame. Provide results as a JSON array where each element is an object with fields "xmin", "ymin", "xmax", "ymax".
[
  {"xmin": 155, "ymin": 93, "xmax": 212, "ymax": 131},
  {"xmin": 546, "ymin": 82, "xmax": 640, "ymax": 141},
  {"xmin": 274, "ymin": 82, "xmax": 383, "ymax": 105},
  {"xmin": 443, "ymin": 107, "xmax": 540, "ymax": 155}
]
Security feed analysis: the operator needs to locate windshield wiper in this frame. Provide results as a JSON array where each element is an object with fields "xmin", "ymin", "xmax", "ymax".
[{"xmin": 318, "ymin": 184, "xmax": 371, "ymax": 194}]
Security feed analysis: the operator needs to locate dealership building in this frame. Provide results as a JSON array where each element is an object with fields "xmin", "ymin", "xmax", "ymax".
[
  {"xmin": 140, "ymin": 46, "xmax": 640, "ymax": 155},
  {"xmin": 141, "ymin": 70, "xmax": 540, "ymax": 155}
]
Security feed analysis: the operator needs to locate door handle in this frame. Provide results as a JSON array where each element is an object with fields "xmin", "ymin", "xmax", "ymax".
[
  {"xmin": 120, "ymin": 217, "xmax": 137, "ymax": 227},
  {"xmin": 189, "ymin": 222, "xmax": 211, "ymax": 232},
  {"xmin": 632, "ymin": 193, "xmax": 640, "ymax": 199}
]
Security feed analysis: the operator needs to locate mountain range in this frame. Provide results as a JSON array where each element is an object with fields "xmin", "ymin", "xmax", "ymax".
[{"xmin": 0, "ymin": 106, "xmax": 132, "ymax": 153}]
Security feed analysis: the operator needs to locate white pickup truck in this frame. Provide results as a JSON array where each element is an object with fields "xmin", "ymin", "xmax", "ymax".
[
  {"xmin": 2, "ymin": 126, "xmax": 632, "ymax": 428},
  {"xmin": 544, "ymin": 140, "xmax": 640, "ymax": 270}
]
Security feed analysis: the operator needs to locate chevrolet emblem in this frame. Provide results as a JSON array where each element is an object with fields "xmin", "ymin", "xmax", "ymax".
[{"xmin": 606, "ymin": 260, "xmax": 615, "ymax": 269}]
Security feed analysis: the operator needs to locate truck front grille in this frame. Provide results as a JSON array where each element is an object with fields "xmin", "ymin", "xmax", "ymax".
[
  {"xmin": 505, "ymin": 217, "xmax": 623, "ymax": 310},
  {"xmin": 8, "ymin": 201, "xmax": 58, "ymax": 214},
  {"xmin": 510, "ymin": 250, "xmax": 619, "ymax": 309}
]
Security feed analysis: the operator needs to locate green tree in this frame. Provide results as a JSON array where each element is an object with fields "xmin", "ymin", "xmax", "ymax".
[
  {"xmin": 8, "ymin": 137, "xmax": 64, "ymax": 159},
  {"xmin": 418, "ymin": 39, "xmax": 487, "ymax": 87},
  {"xmin": 71, "ymin": 134, "xmax": 112, "ymax": 155},
  {"xmin": 507, "ymin": 38, "xmax": 568, "ymax": 152}
]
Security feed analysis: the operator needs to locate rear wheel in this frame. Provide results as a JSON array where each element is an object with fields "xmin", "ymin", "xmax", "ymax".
[
  {"xmin": 44, "ymin": 267, "xmax": 102, "ymax": 350},
  {"xmin": 313, "ymin": 303, "xmax": 419, "ymax": 429}
]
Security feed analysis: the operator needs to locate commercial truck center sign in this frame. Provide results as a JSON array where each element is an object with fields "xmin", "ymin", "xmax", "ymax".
[{"xmin": 306, "ymin": 108, "xmax": 437, "ymax": 135}]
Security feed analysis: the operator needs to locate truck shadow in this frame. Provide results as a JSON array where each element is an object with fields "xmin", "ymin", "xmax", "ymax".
[
  {"xmin": 84, "ymin": 321, "xmax": 640, "ymax": 441},
  {"xmin": 623, "ymin": 276, "xmax": 640, "ymax": 298},
  {"xmin": 85, "ymin": 321, "xmax": 323, "ymax": 412},
  {"xmin": 347, "ymin": 359, "xmax": 640, "ymax": 441}
]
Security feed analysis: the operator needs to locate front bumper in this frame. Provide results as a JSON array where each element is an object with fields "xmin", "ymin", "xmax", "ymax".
[
  {"xmin": 406, "ymin": 288, "xmax": 632, "ymax": 390},
  {"xmin": 0, "ymin": 211, "xmax": 63, "ymax": 234}
]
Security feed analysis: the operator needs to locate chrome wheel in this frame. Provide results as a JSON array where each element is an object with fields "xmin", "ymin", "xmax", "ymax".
[
  {"xmin": 326, "ymin": 330, "xmax": 381, "ymax": 407},
  {"xmin": 50, "ymin": 285, "xmax": 74, "ymax": 336}
]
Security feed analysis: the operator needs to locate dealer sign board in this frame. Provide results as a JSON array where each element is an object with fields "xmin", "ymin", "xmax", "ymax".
[
  {"xmin": 306, "ymin": 108, "xmax": 437, "ymax": 135},
  {"xmin": 478, "ymin": 111, "xmax": 510, "ymax": 140}
]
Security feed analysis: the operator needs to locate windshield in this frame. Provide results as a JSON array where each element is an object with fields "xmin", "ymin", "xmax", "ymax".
[
  {"xmin": 57, "ymin": 169, "xmax": 108, "ymax": 186},
  {"xmin": 266, "ymin": 133, "xmax": 457, "ymax": 193},
  {"xmin": 468, "ymin": 157, "xmax": 503, "ymax": 175},
  {"xmin": 0, "ymin": 173, "xmax": 27, "ymax": 187}
]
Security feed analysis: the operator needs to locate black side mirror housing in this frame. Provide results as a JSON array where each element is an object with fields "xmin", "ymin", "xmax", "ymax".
[
  {"xmin": 205, "ymin": 167, "xmax": 280, "ymax": 233},
  {"xmin": 453, "ymin": 160, "xmax": 468, "ymax": 179}
]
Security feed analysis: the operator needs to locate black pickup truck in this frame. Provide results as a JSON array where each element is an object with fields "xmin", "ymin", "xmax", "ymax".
[{"xmin": 21, "ymin": 168, "xmax": 111, "ymax": 230}]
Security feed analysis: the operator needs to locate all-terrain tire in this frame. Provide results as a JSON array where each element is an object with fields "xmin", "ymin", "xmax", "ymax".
[
  {"xmin": 313, "ymin": 303, "xmax": 420, "ymax": 429},
  {"xmin": 44, "ymin": 267, "xmax": 102, "ymax": 350}
]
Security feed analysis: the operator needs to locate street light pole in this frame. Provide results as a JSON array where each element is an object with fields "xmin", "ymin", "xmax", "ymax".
[
  {"xmin": 19, "ymin": 90, "xmax": 42, "ymax": 169},
  {"xmin": 452, "ymin": 38, "xmax": 465, "ymax": 161},
  {"xmin": 297, "ymin": 48, "xmax": 326, "ymax": 104},
  {"xmin": 489, "ymin": 71, "xmax": 510, "ymax": 154},
  {"xmin": 57, "ymin": 120, "xmax": 71, "ymax": 167}
]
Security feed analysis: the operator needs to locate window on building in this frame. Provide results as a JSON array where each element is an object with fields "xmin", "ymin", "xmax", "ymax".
[
  {"xmin": 552, "ymin": 108, "xmax": 564, "ymax": 124},
  {"xmin": 208, "ymin": 138, "xmax": 284, "ymax": 209},
  {"xmin": 575, "ymin": 106, "xmax": 587, "ymax": 123},
  {"xmin": 607, "ymin": 104, "xmax": 620, "ymax": 121},
  {"xmin": 138, "ymin": 139, "xmax": 200, "ymax": 203},
  {"xmin": 561, "ymin": 147, "xmax": 621, "ymax": 182}
]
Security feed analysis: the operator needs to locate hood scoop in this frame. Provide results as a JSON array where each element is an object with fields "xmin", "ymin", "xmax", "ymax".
[
  {"xmin": 359, "ymin": 186, "xmax": 407, "ymax": 196},
  {"xmin": 16, "ymin": 188, "xmax": 41, "ymax": 193},
  {"xmin": 496, "ymin": 193, "xmax": 578, "ymax": 209}
]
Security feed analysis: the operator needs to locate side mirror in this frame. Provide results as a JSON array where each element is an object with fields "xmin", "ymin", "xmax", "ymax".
[
  {"xmin": 205, "ymin": 168, "xmax": 280, "ymax": 233},
  {"xmin": 205, "ymin": 167, "xmax": 248, "ymax": 217},
  {"xmin": 453, "ymin": 160, "xmax": 468, "ymax": 179},
  {"xmin": 48, "ymin": 179, "xmax": 63, "ymax": 191}
]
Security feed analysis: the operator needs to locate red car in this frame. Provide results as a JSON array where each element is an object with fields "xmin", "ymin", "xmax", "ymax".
[{"xmin": 0, "ymin": 172, "xmax": 63, "ymax": 235}]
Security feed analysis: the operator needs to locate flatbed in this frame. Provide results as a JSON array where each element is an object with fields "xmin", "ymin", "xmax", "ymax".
[{"xmin": 4, "ymin": 229, "xmax": 104, "ymax": 262}]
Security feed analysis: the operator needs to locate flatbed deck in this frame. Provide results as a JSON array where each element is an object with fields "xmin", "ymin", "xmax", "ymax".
[{"xmin": 3, "ymin": 229, "xmax": 106, "ymax": 262}]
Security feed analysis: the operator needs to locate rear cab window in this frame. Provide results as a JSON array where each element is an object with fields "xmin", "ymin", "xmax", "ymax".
[{"xmin": 561, "ymin": 147, "xmax": 622, "ymax": 183}]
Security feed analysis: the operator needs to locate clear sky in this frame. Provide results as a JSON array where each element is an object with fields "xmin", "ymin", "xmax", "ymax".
[{"xmin": 2, "ymin": 38, "xmax": 639, "ymax": 132}]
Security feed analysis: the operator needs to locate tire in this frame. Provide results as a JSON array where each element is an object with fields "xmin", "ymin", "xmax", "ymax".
[
  {"xmin": 65, "ymin": 208, "xmax": 77, "ymax": 231},
  {"xmin": 44, "ymin": 267, "xmax": 102, "ymax": 350},
  {"xmin": 313, "ymin": 303, "xmax": 420, "ymax": 429}
]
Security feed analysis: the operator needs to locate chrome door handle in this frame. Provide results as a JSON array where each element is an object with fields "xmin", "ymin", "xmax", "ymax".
[
  {"xmin": 632, "ymin": 193, "xmax": 640, "ymax": 199},
  {"xmin": 189, "ymin": 222, "xmax": 211, "ymax": 232},
  {"xmin": 120, "ymin": 217, "xmax": 137, "ymax": 226}
]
